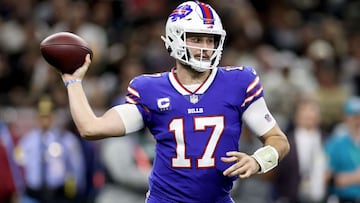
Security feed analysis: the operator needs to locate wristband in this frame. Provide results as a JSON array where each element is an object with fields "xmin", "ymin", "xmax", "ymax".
[
  {"xmin": 64, "ymin": 79, "xmax": 82, "ymax": 87},
  {"xmin": 251, "ymin": 145, "xmax": 279, "ymax": 173}
]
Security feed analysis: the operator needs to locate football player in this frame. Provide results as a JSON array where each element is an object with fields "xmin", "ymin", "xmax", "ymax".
[{"xmin": 61, "ymin": 1, "xmax": 290, "ymax": 202}]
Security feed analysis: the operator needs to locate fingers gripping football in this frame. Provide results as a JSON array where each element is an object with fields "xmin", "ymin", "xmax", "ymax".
[
  {"xmin": 221, "ymin": 151, "xmax": 260, "ymax": 179},
  {"xmin": 61, "ymin": 54, "xmax": 91, "ymax": 84}
]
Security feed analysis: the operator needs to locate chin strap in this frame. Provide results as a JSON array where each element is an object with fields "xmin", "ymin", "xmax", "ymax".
[{"xmin": 251, "ymin": 145, "xmax": 279, "ymax": 174}]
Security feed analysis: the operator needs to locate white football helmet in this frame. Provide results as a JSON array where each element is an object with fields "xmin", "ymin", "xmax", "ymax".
[{"xmin": 162, "ymin": 1, "xmax": 226, "ymax": 72}]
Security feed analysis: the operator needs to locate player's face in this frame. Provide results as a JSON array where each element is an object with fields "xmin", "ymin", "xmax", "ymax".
[{"xmin": 186, "ymin": 33, "xmax": 215, "ymax": 62}]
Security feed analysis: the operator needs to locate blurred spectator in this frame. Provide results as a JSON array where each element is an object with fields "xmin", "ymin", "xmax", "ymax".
[
  {"xmin": 0, "ymin": 117, "xmax": 23, "ymax": 203},
  {"xmin": 324, "ymin": 96, "xmax": 360, "ymax": 203},
  {"xmin": 273, "ymin": 97, "xmax": 327, "ymax": 203},
  {"xmin": 313, "ymin": 61, "xmax": 348, "ymax": 134},
  {"xmin": 17, "ymin": 95, "xmax": 86, "ymax": 203},
  {"xmin": 95, "ymin": 130, "xmax": 154, "ymax": 203},
  {"xmin": 65, "ymin": 120, "xmax": 105, "ymax": 203},
  {"xmin": 307, "ymin": 39, "xmax": 349, "ymax": 133}
]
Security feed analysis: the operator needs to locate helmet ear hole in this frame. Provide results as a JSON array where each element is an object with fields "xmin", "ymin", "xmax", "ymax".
[
  {"xmin": 214, "ymin": 35, "xmax": 221, "ymax": 47},
  {"xmin": 167, "ymin": 36, "xmax": 174, "ymax": 53}
]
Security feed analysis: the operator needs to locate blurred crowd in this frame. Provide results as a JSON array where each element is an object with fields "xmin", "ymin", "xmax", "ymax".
[{"xmin": 0, "ymin": 0, "xmax": 360, "ymax": 203}]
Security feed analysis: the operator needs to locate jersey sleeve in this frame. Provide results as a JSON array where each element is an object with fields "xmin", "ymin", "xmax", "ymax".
[
  {"xmin": 239, "ymin": 66, "xmax": 264, "ymax": 111},
  {"xmin": 238, "ymin": 66, "xmax": 276, "ymax": 136},
  {"xmin": 124, "ymin": 75, "xmax": 153, "ymax": 124}
]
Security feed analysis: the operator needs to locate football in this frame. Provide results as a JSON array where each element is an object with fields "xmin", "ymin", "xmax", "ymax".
[{"xmin": 40, "ymin": 32, "xmax": 93, "ymax": 74}]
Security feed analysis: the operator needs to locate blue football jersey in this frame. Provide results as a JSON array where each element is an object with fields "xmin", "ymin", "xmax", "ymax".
[{"xmin": 125, "ymin": 66, "xmax": 264, "ymax": 202}]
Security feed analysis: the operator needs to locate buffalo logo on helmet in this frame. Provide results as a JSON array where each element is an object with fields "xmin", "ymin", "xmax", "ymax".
[{"xmin": 170, "ymin": 4, "xmax": 193, "ymax": 22}]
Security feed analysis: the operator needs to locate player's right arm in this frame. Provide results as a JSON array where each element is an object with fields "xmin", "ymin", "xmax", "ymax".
[{"xmin": 62, "ymin": 55, "xmax": 143, "ymax": 140}]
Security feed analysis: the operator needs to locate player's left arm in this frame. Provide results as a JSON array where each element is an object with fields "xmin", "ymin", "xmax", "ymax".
[
  {"xmin": 222, "ymin": 97, "xmax": 290, "ymax": 178},
  {"xmin": 259, "ymin": 123, "xmax": 289, "ymax": 159},
  {"xmin": 256, "ymin": 123, "xmax": 290, "ymax": 170}
]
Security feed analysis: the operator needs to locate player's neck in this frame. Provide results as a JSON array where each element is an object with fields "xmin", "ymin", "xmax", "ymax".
[{"xmin": 175, "ymin": 63, "xmax": 211, "ymax": 85}]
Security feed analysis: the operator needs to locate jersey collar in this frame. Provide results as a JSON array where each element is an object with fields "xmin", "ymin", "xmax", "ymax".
[{"xmin": 169, "ymin": 67, "xmax": 218, "ymax": 95}]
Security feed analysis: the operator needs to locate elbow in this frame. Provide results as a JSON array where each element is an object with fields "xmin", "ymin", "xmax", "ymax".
[
  {"xmin": 285, "ymin": 140, "xmax": 291, "ymax": 155},
  {"xmin": 77, "ymin": 125, "xmax": 99, "ymax": 140},
  {"xmin": 284, "ymin": 135, "xmax": 290, "ymax": 153},
  {"xmin": 78, "ymin": 128, "xmax": 94, "ymax": 140},
  {"xmin": 79, "ymin": 131, "xmax": 102, "ymax": 140},
  {"xmin": 282, "ymin": 136, "xmax": 291, "ymax": 158},
  {"xmin": 276, "ymin": 133, "xmax": 290, "ymax": 160}
]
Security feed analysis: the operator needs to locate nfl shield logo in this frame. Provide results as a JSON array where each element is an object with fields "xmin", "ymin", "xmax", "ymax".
[
  {"xmin": 265, "ymin": 114, "xmax": 272, "ymax": 122},
  {"xmin": 190, "ymin": 94, "xmax": 199, "ymax": 104}
]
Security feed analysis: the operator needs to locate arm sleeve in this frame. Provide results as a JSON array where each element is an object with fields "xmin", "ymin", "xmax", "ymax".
[
  {"xmin": 114, "ymin": 104, "xmax": 144, "ymax": 134},
  {"xmin": 242, "ymin": 97, "xmax": 276, "ymax": 136}
]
